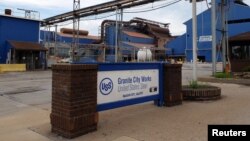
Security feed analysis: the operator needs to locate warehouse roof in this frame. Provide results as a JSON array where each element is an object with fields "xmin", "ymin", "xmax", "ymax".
[
  {"xmin": 147, "ymin": 24, "xmax": 171, "ymax": 38},
  {"xmin": 123, "ymin": 31, "xmax": 153, "ymax": 39},
  {"xmin": 8, "ymin": 41, "xmax": 47, "ymax": 51},
  {"xmin": 0, "ymin": 14, "xmax": 42, "ymax": 22},
  {"xmin": 58, "ymin": 33, "xmax": 101, "ymax": 40},
  {"xmin": 229, "ymin": 32, "xmax": 250, "ymax": 42}
]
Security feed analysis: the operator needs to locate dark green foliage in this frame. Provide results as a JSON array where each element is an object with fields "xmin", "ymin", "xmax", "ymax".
[{"xmin": 214, "ymin": 72, "xmax": 232, "ymax": 78}]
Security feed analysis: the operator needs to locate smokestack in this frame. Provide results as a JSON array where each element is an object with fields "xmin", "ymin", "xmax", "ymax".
[{"xmin": 5, "ymin": 9, "xmax": 12, "ymax": 15}]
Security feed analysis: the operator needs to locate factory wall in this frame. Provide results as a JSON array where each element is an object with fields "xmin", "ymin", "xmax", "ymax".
[
  {"xmin": 166, "ymin": 34, "xmax": 186, "ymax": 56},
  {"xmin": 40, "ymin": 30, "xmax": 97, "ymax": 44},
  {"xmin": 121, "ymin": 33, "xmax": 154, "ymax": 44},
  {"xmin": 104, "ymin": 25, "xmax": 156, "ymax": 62},
  {"xmin": 0, "ymin": 15, "xmax": 40, "ymax": 63},
  {"xmin": 105, "ymin": 25, "xmax": 116, "ymax": 46},
  {"xmin": 59, "ymin": 36, "xmax": 95, "ymax": 44},
  {"xmin": 105, "ymin": 25, "xmax": 155, "ymax": 46},
  {"xmin": 167, "ymin": 1, "xmax": 250, "ymax": 62}
]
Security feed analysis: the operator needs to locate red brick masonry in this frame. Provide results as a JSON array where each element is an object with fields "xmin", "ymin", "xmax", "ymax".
[
  {"xmin": 163, "ymin": 64, "xmax": 183, "ymax": 106},
  {"xmin": 51, "ymin": 64, "xmax": 98, "ymax": 138},
  {"xmin": 51, "ymin": 64, "xmax": 183, "ymax": 138}
]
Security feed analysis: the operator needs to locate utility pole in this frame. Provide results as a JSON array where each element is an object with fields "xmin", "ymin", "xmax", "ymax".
[
  {"xmin": 115, "ymin": 7, "xmax": 123, "ymax": 63},
  {"xmin": 71, "ymin": 0, "xmax": 80, "ymax": 62},
  {"xmin": 119, "ymin": 8, "xmax": 124, "ymax": 60},
  {"xmin": 192, "ymin": 0, "xmax": 197, "ymax": 81},
  {"xmin": 115, "ymin": 7, "xmax": 119, "ymax": 63},
  {"xmin": 221, "ymin": 0, "xmax": 227, "ymax": 72},
  {"xmin": 55, "ymin": 24, "xmax": 58, "ymax": 57},
  {"xmin": 211, "ymin": 0, "xmax": 217, "ymax": 75}
]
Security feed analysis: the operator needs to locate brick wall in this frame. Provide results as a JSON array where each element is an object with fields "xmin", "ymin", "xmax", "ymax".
[
  {"xmin": 163, "ymin": 64, "xmax": 182, "ymax": 106},
  {"xmin": 51, "ymin": 64, "xmax": 98, "ymax": 138},
  {"xmin": 231, "ymin": 59, "xmax": 250, "ymax": 72}
]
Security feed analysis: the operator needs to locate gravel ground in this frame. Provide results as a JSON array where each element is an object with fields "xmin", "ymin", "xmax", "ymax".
[{"xmin": 0, "ymin": 64, "xmax": 249, "ymax": 141}]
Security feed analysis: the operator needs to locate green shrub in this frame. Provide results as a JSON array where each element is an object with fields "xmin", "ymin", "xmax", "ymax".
[
  {"xmin": 214, "ymin": 72, "xmax": 232, "ymax": 78},
  {"xmin": 189, "ymin": 80, "xmax": 199, "ymax": 89}
]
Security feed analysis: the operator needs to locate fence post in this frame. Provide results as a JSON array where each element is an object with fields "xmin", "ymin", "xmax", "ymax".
[
  {"xmin": 51, "ymin": 64, "xmax": 98, "ymax": 138},
  {"xmin": 163, "ymin": 64, "xmax": 183, "ymax": 106}
]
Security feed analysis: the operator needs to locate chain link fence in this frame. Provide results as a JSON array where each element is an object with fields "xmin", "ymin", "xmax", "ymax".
[{"xmin": 44, "ymin": 42, "xmax": 169, "ymax": 66}]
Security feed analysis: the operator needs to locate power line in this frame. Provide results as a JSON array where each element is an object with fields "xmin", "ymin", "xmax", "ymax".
[
  {"xmin": 57, "ymin": 0, "xmax": 181, "ymax": 27},
  {"xmin": 57, "ymin": 12, "xmax": 117, "ymax": 26},
  {"xmin": 124, "ymin": 0, "xmax": 181, "ymax": 13},
  {"xmin": 123, "ymin": 0, "xmax": 168, "ymax": 11},
  {"xmin": 205, "ymin": 0, "xmax": 210, "ymax": 9}
]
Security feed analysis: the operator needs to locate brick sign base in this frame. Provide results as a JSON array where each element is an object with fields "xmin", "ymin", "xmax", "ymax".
[
  {"xmin": 164, "ymin": 64, "xmax": 183, "ymax": 106},
  {"xmin": 51, "ymin": 64, "xmax": 98, "ymax": 138},
  {"xmin": 51, "ymin": 64, "xmax": 183, "ymax": 138}
]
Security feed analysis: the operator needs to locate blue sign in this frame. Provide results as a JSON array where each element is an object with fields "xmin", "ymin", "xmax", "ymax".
[
  {"xmin": 99, "ymin": 78, "xmax": 113, "ymax": 95},
  {"xmin": 96, "ymin": 63, "xmax": 165, "ymax": 112}
]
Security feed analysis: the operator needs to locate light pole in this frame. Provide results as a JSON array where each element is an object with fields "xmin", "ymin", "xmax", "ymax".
[
  {"xmin": 192, "ymin": 0, "xmax": 197, "ymax": 81},
  {"xmin": 211, "ymin": 0, "xmax": 217, "ymax": 75},
  {"xmin": 221, "ymin": 0, "xmax": 227, "ymax": 72},
  {"xmin": 115, "ymin": 7, "xmax": 119, "ymax": 62}
]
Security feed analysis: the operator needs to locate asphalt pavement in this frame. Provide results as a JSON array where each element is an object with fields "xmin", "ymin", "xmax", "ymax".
[{"xmin": 0, "ymin": 64, "xmax": 249, "ymax": 141}]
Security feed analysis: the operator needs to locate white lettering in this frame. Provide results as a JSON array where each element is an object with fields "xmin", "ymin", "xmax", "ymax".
[
  {"xmin": 212, "ymin": 129, "xmax": 247, "ymax": 137},
  {"xmin": 242, "ymin": 131, "xmax": 247, "ymax": 136},
  {"xmin": 212, "ymin": 129, "xmax": 219, "ymax": 136}
]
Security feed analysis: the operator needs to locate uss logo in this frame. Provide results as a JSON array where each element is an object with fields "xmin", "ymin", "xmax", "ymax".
[{"xmin": 99, "ymin": 78, "xmax": 113, "ymax": 95}]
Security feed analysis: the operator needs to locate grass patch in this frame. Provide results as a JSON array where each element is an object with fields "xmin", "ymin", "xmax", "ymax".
[
  {"xmin": 188, "ymin": 80, "xmax": 211, "ymax": 89},
  {"xmin": 214, "ymin": 72, "xmax": 232, "ymax": 78}
]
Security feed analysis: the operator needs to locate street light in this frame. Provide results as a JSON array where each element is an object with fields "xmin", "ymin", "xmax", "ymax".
[{"xmin": 192, "ymin": 0, "xmax": 197, "ymax": 81}]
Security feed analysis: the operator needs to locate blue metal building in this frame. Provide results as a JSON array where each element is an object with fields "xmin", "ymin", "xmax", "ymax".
[
  {"xmin": 0, "ymin": 11, "xmax": 47, "ymax": 69},
  {"xmin": 166, "ymin": 0, "xmax": 250, "ymax": 62},
  {"xmin": 40, "ymin": 29, "xmax": 100, "ymax": 45},
  {"xmin": 104, "ymin": 18, "xmax": 171, "ymax": 62}
]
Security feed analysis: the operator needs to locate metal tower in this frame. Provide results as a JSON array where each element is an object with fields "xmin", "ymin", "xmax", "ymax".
[{"xmin": 71, "ymin": 0, "xmax": 80, "ymax": 62}]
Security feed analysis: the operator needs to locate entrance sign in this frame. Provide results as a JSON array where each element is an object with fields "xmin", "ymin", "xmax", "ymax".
[
  {"xmin": 199, "ymin": 35, "xmax": 212, "ymax": 42},
  {"xmin": 98, "ymin": 69, "xmax": 159, "ymax": 105},
  {"xmin": 97, "ymin": 63, "xmax": 164, "ymax": 111}
]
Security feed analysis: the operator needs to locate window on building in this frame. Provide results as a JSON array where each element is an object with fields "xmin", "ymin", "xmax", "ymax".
[{"xmin": 231, "ymin": 45, "xmax": 250, "ymax": 60}]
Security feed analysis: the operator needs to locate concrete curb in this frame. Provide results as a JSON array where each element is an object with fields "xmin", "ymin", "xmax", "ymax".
[{"xmin": 198, "ymin": 77, "xmax": 250, "ymax": 86}]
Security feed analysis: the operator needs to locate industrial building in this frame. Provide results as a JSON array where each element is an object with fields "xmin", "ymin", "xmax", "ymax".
[
  {"xmin": 41, "ymin": 28, "xmax": 100, "ymax": 60},
  {"xmin": 0, "ymin": 9, "xmax": 47, "ymax": 70},
  {"xmin": 1, "ymin": 0, "xmax": 249, "ymax": 71},
  {"xmin": 41, "ymin": 28, "xmax": 100, "ymax": 45},
  {"xmin": 41, "ymin": 17, "xmax": 172, "ymax": 63},
  {"xmin": 229, "ymin": 31, "xmax": 250, "ymax": 72},
  {"xmin": 166, "ymin": 0, "xmax": 250, "ymax": 65},
  {"xmin": 40, "ymin": 0, "xmax": 173, "ymax": 63},
  {"xmin": 103, "ymin": 17, "xmax": 172, "ymax": 62}
]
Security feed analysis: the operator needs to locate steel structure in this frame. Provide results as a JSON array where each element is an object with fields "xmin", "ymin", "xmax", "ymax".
[
  {"xmin": 17, "ymin": 8, "xmax": 39, "ymax": 19},
  {"xmin": 211, "ymin": 0, "xmax": 216, "ymax": 75},
  {"xmin": 71, "ymin": 0, "xmax": 81, "ymax": 61},
  {"xmin": 192, "ymin": 0, "xmax": 197, "ymax": 81},
  {"xmin": 42, "ymin": 0, "xmax": 162, "ymax": 26}
]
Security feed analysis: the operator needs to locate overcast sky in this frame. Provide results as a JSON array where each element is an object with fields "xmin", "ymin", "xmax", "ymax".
[{"xmin": 1, "ymin": 0, "xmax": 250, "ymax": 36}]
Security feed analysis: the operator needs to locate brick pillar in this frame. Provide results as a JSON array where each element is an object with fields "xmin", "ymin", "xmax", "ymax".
[
  {"xmin": 163, "ymin": 64, "xmax": 182, "ymax": 107},
  {"xmin": 51, "ymin": 64, "xmax": 98, "ymax": 138}
]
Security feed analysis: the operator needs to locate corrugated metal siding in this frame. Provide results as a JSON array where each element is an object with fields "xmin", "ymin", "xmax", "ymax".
[
  {"xmin": 105, "ymin": 25, "xmax": 155, "ymax": 46},
  {"xmin": 167, "ymin": 2, "xmax": 250, "ymax": 62},
  {"xmin": 40, "ymin": 30, "xmax": 100, "ymax": 44},
  {"xmin": 123, "ymin": 31, "xmax": 153, "ymax": 39},
  {"xmin": 0, "ymin": 15, "xmax": 40, "ymax": 63}
]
